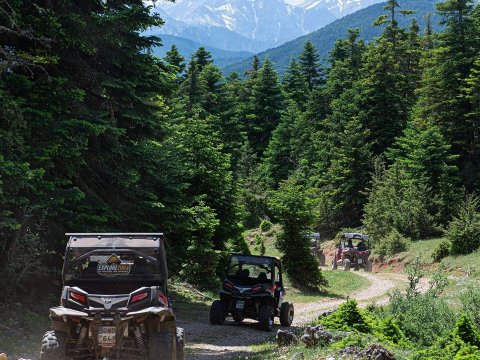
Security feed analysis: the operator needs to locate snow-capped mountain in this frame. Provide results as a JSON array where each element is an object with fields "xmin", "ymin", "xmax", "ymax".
[
  {"xmin": 284, "ymin": 0, "xmax": 384, "ymax": 18},
  {"xmin": 154, "ymin": 0, "xmax": 336, "ymax": 50},
  {"xmin": 152, "ymin": 0, "xmax": 384, "ymax": 52}
]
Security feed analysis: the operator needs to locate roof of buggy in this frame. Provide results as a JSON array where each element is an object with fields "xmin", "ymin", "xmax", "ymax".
[
  {"xmin": 230, "ymin": 253, "xmax": 280, "ymax": 265},
  {"xmin": 343, "ymin": 233, "xmax": 369, "ymax": 241},
  {"xmin": 65, "ymin": 233, "xmax": 165, "ymax": 248}
]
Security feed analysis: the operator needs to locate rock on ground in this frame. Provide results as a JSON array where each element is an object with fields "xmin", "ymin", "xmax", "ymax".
[
  {"xmin": 276, "ymin": 329, "xmax": 298, "ymax": 346},
  {"xmin": 301, "ymin": 325, "xmax": 333, "ymax": 348}
]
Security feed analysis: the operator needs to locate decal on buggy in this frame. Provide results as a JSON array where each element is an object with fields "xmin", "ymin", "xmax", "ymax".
[{"xmin": 97, "ymin": 254, "xmax": 131, "ymax": 276}]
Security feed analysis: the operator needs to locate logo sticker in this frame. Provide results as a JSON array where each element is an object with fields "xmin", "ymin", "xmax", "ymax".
[{"xmin": 97, "ymin": 254, "xmax": 131, "ymax": 276}]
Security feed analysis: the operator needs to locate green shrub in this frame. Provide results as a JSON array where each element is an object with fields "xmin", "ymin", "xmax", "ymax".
[
  {"xmin": 447, "ymin": 194, "xmax": 480, "ymax": 255},
  {"xmin": 389, "ymin": 290, "xmax": 456, "ymax": 346},
  {"xmin": 321, "ymin": 299, "xmax": 372, "ymax": 333},
  {"xmin": 454, "ymin": 346, "xmax": 480, "ymax": 359},
  {"xmin": 375, "ymin": 316, "xmax": 408, "ymax": 345},
  {"xmin": 259, "ymin": 219, "xmax": 273, "ymax": 233},
  {"xmin": 330, "ymin": 332, "xmax": 369, "ymax": 350},
  {"xmin": 376, "ymin": 229, "xmax": 410, "ymax": 257},
  {"xmin": 432, "ymin": 239, "xmax": 451, "ymax": 262},
  {"xmin": 453, "ymin": 315, "xmax": 480, "ymax": 347},
  {"xmin": 254, "ymin": 234, "xmax": 266, "ymax": 255},
  {"xmin": 460, "ymin": 286, "xmax": 480, "ymax": 328},
  {"xmin": 413, "ymin": 316, "xmax": 480, "ymax": 360}
]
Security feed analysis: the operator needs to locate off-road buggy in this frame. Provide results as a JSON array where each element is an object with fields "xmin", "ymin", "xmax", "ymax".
[
  {"xmin": 209, "ymin": 254, "xmax": 294, "ymax": 332},
  {"xmin": 332, "ymin": 233, "xmax": 372, "ymax": 272},
  {"xmin": 40, "ymin": 233, "xmax": 184, "ymax": 360},
  {"xmin": 309, "ymin": 232, "xmax": 326, "ymax": 266}
]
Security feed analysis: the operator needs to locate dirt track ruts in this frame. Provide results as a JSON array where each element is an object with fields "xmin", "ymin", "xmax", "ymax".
[{"xmin": 178, "ymin": 271, "xmax": 424, "ymax": 360}]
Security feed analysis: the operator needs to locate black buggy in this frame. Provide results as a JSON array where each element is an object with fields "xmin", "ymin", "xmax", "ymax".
[
  {"xmin": 40, "ymin": 233, "xmax": 184, "ymax": 360},
  {"xmin": 209, "ymin": 254, "xmax": 294, "ymax": 332}
]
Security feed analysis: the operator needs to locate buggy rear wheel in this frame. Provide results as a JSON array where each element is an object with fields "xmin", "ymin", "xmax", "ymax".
[
  {"xmin": 280, "ymin": 302, "xmax": 294, "ymax": 327},
  {"xmin": 210, "ymin": 299, "xmax": 226, "ymax": 325},
  {"xmin": 258, "ymin": 305, "xmax": 274, "ymax": 332},
  {"xmin": 40, "ymin": 330, "xmax": 68, "ymax": 360},
  {"xmin": 331, "ymin": 258, "xmax": 338, "ymax": 270},
  {"xmin": 365, "ymin": 260, "xmax": 373, "ymax": 272},
  {"xmin": 318, "ymin": 253, "xmax": 326, "ymax": 267},
  {"xmin": 149, "ymin": 331, "xmax": 176, "ymax": 360}
]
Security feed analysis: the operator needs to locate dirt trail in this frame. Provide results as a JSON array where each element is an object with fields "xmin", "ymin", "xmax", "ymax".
[{"xmin": 178, "ymin": 271, "xmax": 422, "ymax": 360}]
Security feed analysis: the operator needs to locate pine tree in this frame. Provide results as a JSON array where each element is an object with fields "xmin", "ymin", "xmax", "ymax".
[
  {"xmin": 248, "ymin": 58, "xmax": 283, "ymax": 155},
  {"xmin": 389, "ymin": 122, "xmax": 459, "ymax": 224},
  {"xmin": 299, "ymin": 41, "xmax": 323, "ymax": 90},
  {"xmin": 282, "ymin": 58, "xmax": 309, "ymax": 109},
  {"xmin": 236, "ymin": 141, "xmax": 267, "ymax": 227},
  {"xmin": 321, "ymin": 117, "xmax": 373, "ymax": 229},
  {"xmin": 413, "ymin": 0, "xmax": 477, "ymax": 189},
  {"xmin": 180, "ymin": 59, "xmax": 201, "ymax": 113},
  {"xmin": 462, "ymin": 56, "xmax": 480, "ymax": 189},
  {"xmin": 268, "ymin": 173, "xmax": 327, "ymax": 290},
  {"xmin": 264, "ymin": 102, "xmax": 302, "ymax": 188},
  {"xmin": 165, "ymin": 44, "xmax": 186, "ymax": 75},
  {"xmin": 193, "ymin": 47, "xmax": 214, "ymax": 72}
]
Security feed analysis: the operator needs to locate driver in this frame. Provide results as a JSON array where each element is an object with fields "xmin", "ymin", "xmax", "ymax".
[
  {"xmin": 357, "ymin": 240, "xmax": 367, "ymax": 251},
  {"xmin": 347, "ymin": 239, "xmax": 354, "ymax": 248}
]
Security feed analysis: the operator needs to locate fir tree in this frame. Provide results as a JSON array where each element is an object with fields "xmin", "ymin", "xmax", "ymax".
[
  {"xmin": 165, "ymin": 44, "xmax": 186, "ymax": 75},
  {"xmin": 193, "ymin": 47, "xmax": 214, "ymax": 72},
  {"xmin": 299, "ymin": 41, "xmax": 323, "ymax": 90},
  {"xmin": 282, "ymin": 58, "xmax": 309, "ymax": 109},
  {"xmin": 248, "ymin": 58, "xmax": 283, "ymax": 155}
]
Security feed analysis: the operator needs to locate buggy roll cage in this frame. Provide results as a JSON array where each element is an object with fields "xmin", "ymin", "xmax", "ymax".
[{"xmin": 62, "ymin": 233, "xmax": 169, "ymax": 291}]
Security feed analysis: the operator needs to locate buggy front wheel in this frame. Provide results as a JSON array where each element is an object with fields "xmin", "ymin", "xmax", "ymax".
[
  {"xmin": 210, "ymin": 300, "xmax": 226, "ymax": 325},
  {"xmin": 280, "ymin": 302, "xmax": 294, "ymax": 327},
  {"xmin": 258, "ymin": 305, "xmax": 274, "ymax": 332}
]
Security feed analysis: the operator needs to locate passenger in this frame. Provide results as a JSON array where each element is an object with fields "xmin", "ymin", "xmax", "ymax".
[
  {"xmin": 357, "ymin": 240, "xmax": 367, "ymax": 251},
  {"xmin": 257, "ymin": 272, "xmax": 268, "ymax": 282}
]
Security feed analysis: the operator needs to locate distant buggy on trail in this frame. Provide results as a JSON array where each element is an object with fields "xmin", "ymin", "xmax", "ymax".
[
  {"xmin": 332, "ymin": 233, "xmax": 373, "ymax": 272},
  {"xmin": 40, "ymin": 233, "xmax": 184, "ymax": 360},
  {"xmin": 209, "ymin": 254, "xmax": 294, "ymax": 332},
  {"xmin": 309, "ymin": 232, "xmax": 326, "ymax": 266}
]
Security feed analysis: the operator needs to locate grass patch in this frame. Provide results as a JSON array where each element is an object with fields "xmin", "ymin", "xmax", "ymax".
[
  {"xmin": 323, "ymin": 271, "xmax": 371, "ymax": 297},
  {"xmin": 0, "ymin": 303, "xmax": 50, "ymax": 355},
  {"xmin": 386, "ymin": 238, "xmax": 480, "ymax": 278}
]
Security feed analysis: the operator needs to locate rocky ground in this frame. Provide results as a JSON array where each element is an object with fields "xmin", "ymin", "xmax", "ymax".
[
  {"xmin": 180, "ymin": 271, "xmax": 425, "ymax": 359},
  {"xmin": 1, "ymin": 271, "xmax": 424, "ymax": 360}
]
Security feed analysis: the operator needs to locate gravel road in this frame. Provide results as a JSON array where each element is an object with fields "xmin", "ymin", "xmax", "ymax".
[{"xmin": 179, "ymin": 271, "xmax": 423, "ymax": 360}]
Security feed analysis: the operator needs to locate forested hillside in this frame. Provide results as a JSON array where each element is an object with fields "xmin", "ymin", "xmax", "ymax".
[
  {"xmin": 1, "ymin": 0, "xmax": 480, "ymax": 299},
  {"xmin": 151, "ymin": 34, "xmax": 253, "ymax": 69},
  {"xmin": 225, "ymin": 0, "xmax": 443, "ymax": 74}
]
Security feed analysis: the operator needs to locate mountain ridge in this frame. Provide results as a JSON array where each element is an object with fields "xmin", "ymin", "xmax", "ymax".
[
  {"xmin": 153, "ymin": 34, "xmax": 253, "ymax": 68},
  {"xmin": 151, "ymin": 0, "xmax": 384, "ymax": 52},
  {"xmin": 224, "ymin": 0, "xmax": 442, "ymax": 75}
]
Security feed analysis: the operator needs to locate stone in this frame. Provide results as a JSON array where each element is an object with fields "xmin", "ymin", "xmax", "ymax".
[
  {"xmin": 276, "ymin": 329, "xmax": 298, "ymax": 346},
  {"xmin": 301, "ymin": 325, "xmax": 333, "ymax": 348},
  {"xmin": 356, "ymin": 344, "xmax": 395, "ymax": 360}
]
